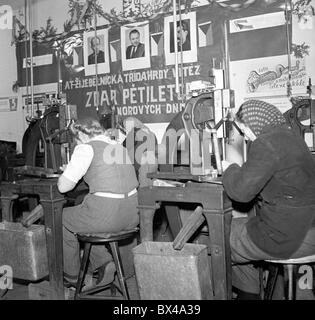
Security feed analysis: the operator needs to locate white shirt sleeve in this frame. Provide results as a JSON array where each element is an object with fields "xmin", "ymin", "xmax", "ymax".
[{"xmin": 62, "ymin": 144, "xmax": 94, "ymax": 184}]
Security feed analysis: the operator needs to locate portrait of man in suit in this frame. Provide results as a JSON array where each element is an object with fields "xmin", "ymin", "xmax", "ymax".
[
  {"xmin": 88, "ymin": 36, "xmax": 105, "ymax": 65},
  {"xmin": 170, "ymin": 20, "xmax": 191, "ymax": 53},
  {"xmin": 126, "ymin": 29, "xmax": 145, "ymax": 59}
]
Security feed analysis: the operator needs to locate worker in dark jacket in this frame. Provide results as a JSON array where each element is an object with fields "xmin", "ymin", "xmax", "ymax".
[{"xmin": 222, "ymin": 100, "xmax": 315, "ymax": 299}]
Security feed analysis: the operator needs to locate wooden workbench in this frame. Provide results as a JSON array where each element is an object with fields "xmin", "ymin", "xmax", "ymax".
[
  {"xmin": 137, "ymin": 177, "xmax": 233, "ymax": 300},
  {"xmin": 0, "ymin": 178, "xmax": 65, "ymax": 300}
]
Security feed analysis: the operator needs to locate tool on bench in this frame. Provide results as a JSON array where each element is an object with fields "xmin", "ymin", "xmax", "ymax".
[{"xmin": 13, "ymin": 165, "xmax": 60, "ymax": 178}]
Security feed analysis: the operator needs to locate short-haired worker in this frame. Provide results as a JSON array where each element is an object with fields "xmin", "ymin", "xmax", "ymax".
[
  {"xmin": 58, "ymin": 118, "xmax": 139, "ymax": 289},
  {"xmin": 88, "ymin": 36, "xmax": 105, "ymax": 65},
  {"xmin": 222, "ymin": 100, "xmax": 315, "ymax": 299},
  {"xmin": 126, "ymin": 29, "xmax": 145, "ymax": 59}
]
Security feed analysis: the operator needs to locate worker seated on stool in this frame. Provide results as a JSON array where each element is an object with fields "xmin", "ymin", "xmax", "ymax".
[
  {"xmin": 221, "ymin": 100, "xmax": 315, "ymax": 300},
  {"xmin": 57, "ymin": 117, "xmax": 139, "ymax": 289}
]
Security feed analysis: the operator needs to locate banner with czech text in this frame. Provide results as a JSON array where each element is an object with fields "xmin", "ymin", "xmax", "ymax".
[{"xmin": 61, "ymin": 2, "xmax": 285, "ymax": 124}]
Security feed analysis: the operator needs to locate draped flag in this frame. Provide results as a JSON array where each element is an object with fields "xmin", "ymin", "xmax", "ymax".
[
  {"xmin": 229, "ymin": 11, "xmax": 289, "ymax": 61},
  {"xmin": 16, "ymin": 41, "xmax": 58, "ymax": 86}
]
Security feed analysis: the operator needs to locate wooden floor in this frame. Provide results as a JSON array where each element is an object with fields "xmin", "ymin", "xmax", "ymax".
[
  {"xmin": 2, "ymin": 276, "xmax": 315, "ymax": 300},
  {"xmin": 1, "ymin": 214, "xmax": 314, "ymax": 300},
  {"xmin": 1, "ymin": 276, "xmax": 140, "ymax": 300}
]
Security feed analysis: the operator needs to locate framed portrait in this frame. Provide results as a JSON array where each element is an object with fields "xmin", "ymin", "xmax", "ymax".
[
  {"xmin": 83, "ymin": 29, "xmax": 110, "ymax": 76},
  {"xmin": 164, "ymin": 11, "xmax": 197, "ymax": 66},
  {"xmin": 121, "ymin": 21, "xmax": 151, "ymax": 71}
]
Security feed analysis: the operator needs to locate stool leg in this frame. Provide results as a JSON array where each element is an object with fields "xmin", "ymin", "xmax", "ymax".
[
  {"xmin": 292, "ymin": 265, "xmax": 297, "ymax": 300},
  {"xmin": 287, "ymin": 264, "xmax": 294, "ymax": 300},
  {"xmin": 74, "ymin": 242, "xmax": 92, "ymax": 300},
  {"xmin": 259, "ymin": 267, "xmax": 264, "ymax": 300},
  {"xmin": 110, "ymin": 241, "xmax": 130, "ymax": 300},
  {"xmin": 264, "ymin": 264, "xmax": 279, "ymax": 300}
]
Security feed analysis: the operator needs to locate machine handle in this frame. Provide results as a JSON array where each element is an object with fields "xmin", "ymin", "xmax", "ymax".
[
  {"xmin": 172, "ymin": 206, "xmax": 205, "ymax": 250},
  {"xmin": 206, "ymin": 120, "xmax": 223, "ymax": 175},
  {"xmin": 21, "ymin": 204, "xmax": 44, "ymax": 228},
  {"xmin": 212, "ymin": 130, "xmax": 223, "ymax": 175}
]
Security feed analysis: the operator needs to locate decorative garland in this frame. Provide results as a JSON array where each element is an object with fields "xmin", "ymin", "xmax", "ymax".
[
  {"xmin": 13, "ymin": 0, "xmax": 315, "ymax": 44},
  {"xmin": 12, "ymin": 0, "xmax": 282, "ymax": 45},
  {"xmin": 291, "ymin": 42, "xmax": 310, "ymax": 59},
  {"xmin": 292, "ymin": 0, "xmax": 315, "ymax": 22},
  {"xmin": 187, "ymin": 0, "xmax": 258, "ymax": 11},
  {"xmin": 12, "ymin": 0, "xmax": 269, "ymax": 66}
]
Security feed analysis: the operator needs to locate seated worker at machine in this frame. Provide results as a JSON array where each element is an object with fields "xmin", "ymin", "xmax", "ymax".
[
  {"xmin": 57, "ymin": 117, "xmax": 139, "ymax": 289},
  {"xmin": 222, "ymin": 100, "xmax": 315, "ymax": 299}
]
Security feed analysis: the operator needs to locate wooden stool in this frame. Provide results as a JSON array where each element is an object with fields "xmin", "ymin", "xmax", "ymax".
[
  {"xmin": 264, "ymin": 254, "xmax": 315, "ymax": 300},
  {"xmin": 74, "ymin": 227, "xmax": 139, "ymax": 300}
]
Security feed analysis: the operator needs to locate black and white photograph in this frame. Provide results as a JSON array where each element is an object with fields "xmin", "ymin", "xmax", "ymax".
[
  {"xmin": 87, "ymin": 36, "xmax": 105, "ymax": 65},
  {"xmin": 126, "ymin": 29, "xmax": 145, "ymax": 59},
  {"xmin": 1, "ymin": 0, "xmax": 315, "ymax": 305},
  {"xmin": 164, "ymin": 11, "xmax": 198, "ymax": 65},
  {"xmin": 121, "ymin": 21, "xmax": 150, "ymax": 71},
  {"xmin": 170, "ymin": 19, "xmax": 191, "ymax": 53},
  {"xmin": 83, "ymin": 29, "xmax": 110, "ymax": 76}
]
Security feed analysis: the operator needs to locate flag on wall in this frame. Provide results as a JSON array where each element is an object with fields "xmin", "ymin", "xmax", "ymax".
[
  {"xmin": 73, "ymin": 46, "xmax": 84, "ymax": 66},
  {"xmin": 150, "ymin": 32, "xmax": 163, "ymax": 56},
  {"xmin": 229, "ymin": 11, "xmax": 290, "ymax": 61},
  {"xmin": 110, "ymin": 40, "xmax": 121, "ymax": 62},
  {"xmin": 16, "ymin": 41, "xmax": 58, "ymax": 86},
  {"xmin": 198, "ymin": 21, "xmax": 213, "ymax": 47}
]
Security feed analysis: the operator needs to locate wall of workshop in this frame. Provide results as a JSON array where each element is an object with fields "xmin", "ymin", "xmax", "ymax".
[
  {"xmin": 0, "ymin": 4, "xmax": 25, "ymax": 151},
  {"xmin": 229, "ymin": 0, "xmax": 315, "ymax": 112},
  {"xmin": 0, "ymin": 0, "xmax": 122, "ymax": 152},
  {"xmin": 1, "ymin": 0, "xmax": 315, "ymax": 151}
]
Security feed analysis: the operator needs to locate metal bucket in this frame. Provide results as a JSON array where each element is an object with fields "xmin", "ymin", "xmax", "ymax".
[
  {"xmin": 0, "ymin": 222, "xmax": 48, "ymax": 281},
  {"xmin": 133, "ymin": 241, "xmax": 213, "ymax": 300}
]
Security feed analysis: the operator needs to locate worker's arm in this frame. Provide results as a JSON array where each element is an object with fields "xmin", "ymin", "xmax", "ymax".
[
  {"xmin": 57, "ymin": 144, "xmax": 93, "ymax": 193},
  {"xmin": 57, "ymin": 175, "xmax": 77, "ymax": 194},
  {"xmin": 222, "ymin": 138, "xmax": 279, "ymax": 203}
]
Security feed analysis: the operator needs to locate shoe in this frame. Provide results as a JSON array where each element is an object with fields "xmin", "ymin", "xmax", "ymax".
[
  {"xmin": 64, "ymin": 278, "xmax": 77, "ymax": 290},
  {"xmin": 96, "ymin": 261, "xmax": 116, "ymax": 286},
  {"xmin": 64, "ymin": 274, "xmax": 95, "ymax": 292},
  {"xmin": 82, "ymin": 273, "xmax": 96, "ymax": 292}
]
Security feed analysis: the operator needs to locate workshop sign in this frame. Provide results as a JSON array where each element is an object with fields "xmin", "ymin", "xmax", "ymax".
[
  {"xmin": 15, "ymin": 2, "xmax": 287, "ymax": 124},
  {"xmin": 0, "ymin": 97, "xmax": 18, "ymax": 112},
  {"xmin": 63, "ymin": 6, "xmax": 222, "ymax": 124},
  {"xmin": 64, "ymin": 63, "xmax": 205, "ymax": 123}
]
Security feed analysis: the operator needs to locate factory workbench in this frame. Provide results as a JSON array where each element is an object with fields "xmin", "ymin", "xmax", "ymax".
[
  {"xmin": 137, "ymin": 176, "xmax": 233, "ymax": 300},
  {"xmin": 0, "ymin": 178, "xmax": 65, "ymax": 300}
]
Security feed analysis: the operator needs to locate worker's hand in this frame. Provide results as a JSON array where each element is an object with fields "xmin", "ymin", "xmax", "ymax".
[
  {"xmin": 59, "ymin": 164, "xmax": 67, "ymax": 172},
  {"xmin": 221, "ymin": 160, "xmax": 232, "ymax": 172}
]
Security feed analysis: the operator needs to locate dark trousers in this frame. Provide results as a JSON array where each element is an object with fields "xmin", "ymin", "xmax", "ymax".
[
  {"xmin": 62, "ymin": 193, "xmax": 139, "ymax": 280},
  {"xmin": 230, "ymin": 217, "xmax": 315, "ymax": 294}
]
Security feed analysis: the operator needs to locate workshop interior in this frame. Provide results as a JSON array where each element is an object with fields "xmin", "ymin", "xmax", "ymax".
[{"xmin": 0, "ymin": 0, "xmax": 315, "ymax": 301}]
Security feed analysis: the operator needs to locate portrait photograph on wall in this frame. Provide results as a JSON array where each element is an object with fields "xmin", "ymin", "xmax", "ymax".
[
  {"xmin": 121, "ymin": 21, "xmax": 151, "ymax": 71},
  {"xmin": 83, "ymin": 29, "xmax": 110, "ymax": 76},
  {"xmin": 164, "ymin": 11, "xmax": 197, "ymax": 66}
]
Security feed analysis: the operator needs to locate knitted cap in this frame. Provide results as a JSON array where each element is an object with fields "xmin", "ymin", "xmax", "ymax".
[{"xmin": 236, "ymin": 100, "xmax": 287, "ymax": 136}]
